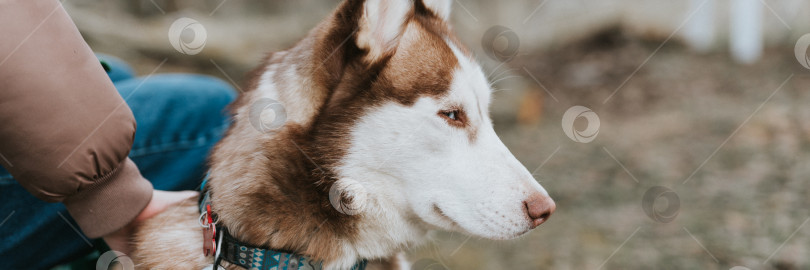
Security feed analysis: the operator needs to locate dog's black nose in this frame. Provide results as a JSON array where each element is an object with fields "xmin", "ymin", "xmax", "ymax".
[{"xmin": 524, "ymin": 194, "xmax": 555, "ymax": 228}]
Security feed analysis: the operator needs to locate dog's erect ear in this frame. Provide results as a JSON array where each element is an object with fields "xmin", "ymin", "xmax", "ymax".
[
  {"xmin": 356, "ymin": 0, "xmax": 414, "ymax": 62},
  {"xmin": 421, "ymin": 0, "xmax": 452, "ymax": 21}
]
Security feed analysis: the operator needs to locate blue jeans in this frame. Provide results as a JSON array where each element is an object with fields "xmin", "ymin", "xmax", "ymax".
[{"xmin": 0, "ymin": 55, "xmax": 236, "ymax": 269}]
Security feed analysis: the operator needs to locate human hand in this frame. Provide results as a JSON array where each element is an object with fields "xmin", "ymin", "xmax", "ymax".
[{"xmin": 102, "ymin": 190, "xmax": 198, "ymax": 255}]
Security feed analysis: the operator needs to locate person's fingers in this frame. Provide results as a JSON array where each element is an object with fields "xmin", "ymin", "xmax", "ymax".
[
  {"xmin": 159, "ymin": 190, "xmax": 199, "ymax": 203},
  {"xmin": 134, "ymin": 190, "xmax": 199, "ymax": 222},
  {"xmin": 103, "ymin": 190, "xmax": 199, "ymax": 254}
]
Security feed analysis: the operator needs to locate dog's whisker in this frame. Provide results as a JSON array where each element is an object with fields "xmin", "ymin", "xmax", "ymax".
[
  {"xmin": 490, "ymin": 68, "xmax": 516, "ymax": 82},
  {"xmin": 488, "ymin": 73, "xmax": 519, "ymax": 90},
  {"xmin": 489, "ymin": 75, "xmax": 521, "ymax": 86},
  {"xmin": 486, "ymin": 61, "xmax": 508, "ymax": 79}
]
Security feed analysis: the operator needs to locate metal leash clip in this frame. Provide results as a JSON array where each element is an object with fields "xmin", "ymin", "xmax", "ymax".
[{"xmin": 199, "ymin": 204, "xmax": 218, "ymax": 256}]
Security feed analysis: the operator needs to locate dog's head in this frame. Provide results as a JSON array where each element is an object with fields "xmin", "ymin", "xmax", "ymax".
[{"xmin": 263, "ymin": 0, "xmax": 554, "ymax": 241}]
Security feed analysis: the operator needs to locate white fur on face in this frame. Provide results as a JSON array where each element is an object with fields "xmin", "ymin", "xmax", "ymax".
[{"xmin": 338, "ymin": 39, "xmax": 551, "ymax": 242}]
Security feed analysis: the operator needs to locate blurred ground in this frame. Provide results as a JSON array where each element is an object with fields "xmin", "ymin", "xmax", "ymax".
[{"xmin": 65, "ymin": 1, "xmax": 810, "ymax": 269}]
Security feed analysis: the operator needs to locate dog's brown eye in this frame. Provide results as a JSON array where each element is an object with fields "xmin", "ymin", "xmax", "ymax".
[
  {"xmin": 444, "ymin": 110, "xmax": 457, "ymax": 120},
  {"xmin": 439, "ymin": 109, "xmax": 464, "ymax": 125}
]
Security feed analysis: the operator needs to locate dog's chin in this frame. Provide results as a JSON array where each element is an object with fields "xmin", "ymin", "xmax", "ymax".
[
  {"xmin": 446, "ymin": 221, "xmax": 533, "ymax": 240},
  {"xmin": 425, "ymin": 205, "xmax": 533, "ymax": 240},
  {"xmin": 454, "ymin": 221, "xmax": 533, "ymax": 240},
  {"xmin": 481, "ymin": 227, "xmax": 533, "ymax": 240}
]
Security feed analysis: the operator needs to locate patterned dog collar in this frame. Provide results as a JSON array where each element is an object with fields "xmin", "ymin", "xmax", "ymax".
[
  {"xmin": 199, "ymin": 176, "xmax": 367, "ymax": 270},
  {"xmin": 218, "ymin": 227, "xmax": 367, "ymax": 270}
]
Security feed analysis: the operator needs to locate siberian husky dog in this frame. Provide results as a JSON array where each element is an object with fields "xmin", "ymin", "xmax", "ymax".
[{"xmin": 132, "ymin": 0, "xmax": 555, "ymax": 269}]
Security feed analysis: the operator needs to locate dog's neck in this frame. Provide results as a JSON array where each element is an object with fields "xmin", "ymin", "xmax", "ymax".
[{"xmin": 207, "ymin": 126, "xmax": 427, "ymax": 268}]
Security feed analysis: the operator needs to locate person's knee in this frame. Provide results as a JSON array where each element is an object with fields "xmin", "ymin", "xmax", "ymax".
[
  {"xmin": 124, "ymin": 74, "xmax": 237, "ymax": 113},
  {"xmin": 177, "ymin": 74, "xmax": 238, "ymax": 113},
  {"xmin": 169, "ymin": 75, "xmax": 238, "ymax": 130},
  {"xmin": 118, "ymin": 74, "xmax": 238, "ymax": 139},
  {"xmin": 95, "ymin": 53, "xmax": 135, "ymax": 82}
]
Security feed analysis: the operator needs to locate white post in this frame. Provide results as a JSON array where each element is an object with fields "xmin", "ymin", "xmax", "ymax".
[
  {"xmin": 730, "ymin": 0, "xmax": 763, "ymax": 64},
  {"xmin": 684, "ymin": 0, "xmax": 715, "ymax": 52}
]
